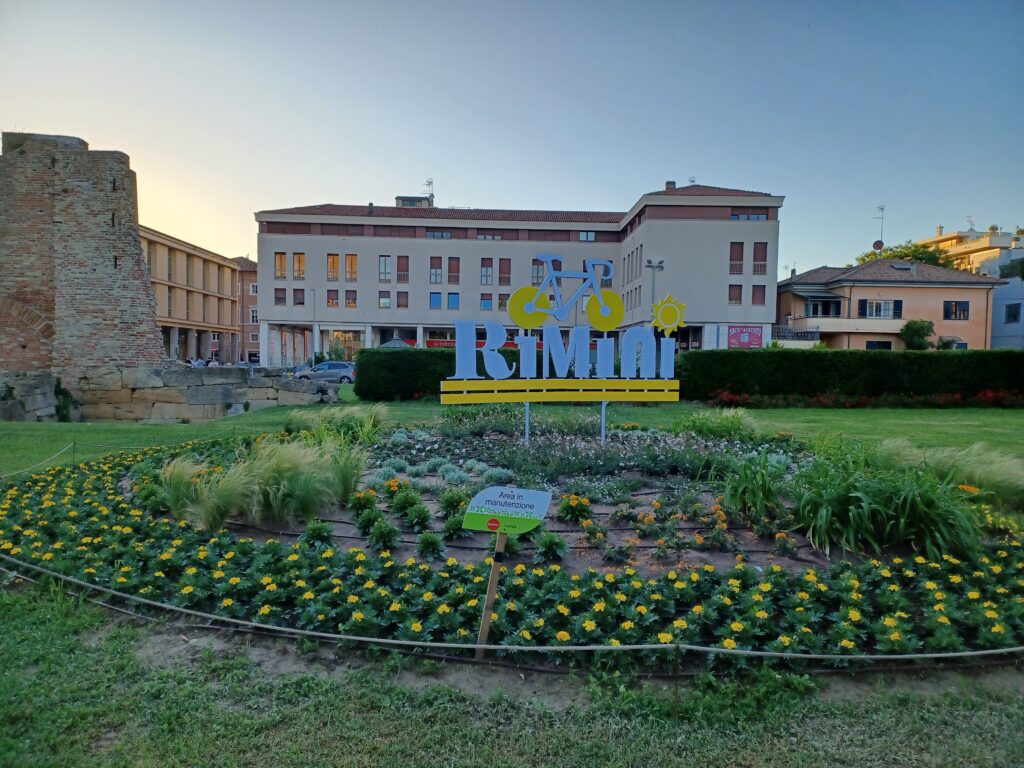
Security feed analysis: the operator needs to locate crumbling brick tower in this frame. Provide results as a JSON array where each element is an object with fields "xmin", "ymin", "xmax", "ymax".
[{"xmin": 0, "ymin": 133, "xmax": 163, "ymax": 377}]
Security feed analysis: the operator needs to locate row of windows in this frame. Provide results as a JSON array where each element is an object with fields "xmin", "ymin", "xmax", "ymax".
[
  {"xmin": 729, "ymin": 242, "xmax": 769, "ymax": 275},
  {"xmin": 623, "ymin": 244, "xmax": 644, "ymax": 285},
  {"xmin": 270, "ymin": 289, "xmax": 513, "ymax": 311},
  {"xmin": 266, "ymin": 222, "xmax": 613, "ymax": 241},
  {"xmin": 274, "ymin": 252, "xmax": 518, "ymax": 286},
  {"xmin": 845, "ymin": 300, "xmax": 972, "ymax": 320},
  {"xmin": 728, "ymin": 284, "xmax": 768, "ymax": 306}
]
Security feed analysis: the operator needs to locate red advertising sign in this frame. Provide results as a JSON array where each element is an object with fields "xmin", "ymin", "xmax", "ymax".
[{"xmin": 727, "ymin": 325, "xmax": 763, "ymax": 349}]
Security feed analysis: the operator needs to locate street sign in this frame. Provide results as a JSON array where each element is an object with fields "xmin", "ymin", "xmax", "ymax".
[{"xmin": 463, "ymin": 486, "xmax": 552, "ymax": 535}]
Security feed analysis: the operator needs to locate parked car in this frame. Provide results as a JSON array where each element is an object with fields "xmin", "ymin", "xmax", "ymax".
[{"xmin": 296, "ymin": 361, "xmax": 356, "ymax": 383}]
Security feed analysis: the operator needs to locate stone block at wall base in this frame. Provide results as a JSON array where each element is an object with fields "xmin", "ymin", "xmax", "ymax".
[
  {"xmin": 32, "ymin": 406, "xmax": 57, "ymax": 420},
  {"xmin": 186, "ymin": 385, "xmax": 247, "ymax": 405},
  {"xmin": 0, "ymin": 400, "xmax": 26, "ymax": 421},
  {"xmin": 21, "ymin": 392, "xmax": 57, "ymax": 413},
  {"xmin": 81, "ymin": 403, "xmax": 119, "ymax": 420},
  {"xmin": 245, "ymin": 400, "xmax": 279, "ymax": 412},
  {"xmin": 277, "ymin": 389, "xmax": 320, "ymax": 406},
  {"xmin": 276, "ymin": 378, "xmax": 322, "ymax": 394},
  {"xmin": 121, "ymin": 368, "xmax": 164, "ymax": 389},
  {"xmin": 245, "ymin": 376, "xmax": 272, "ymax": 388},
  {"xmin": 201, "ymin": 368, "xmax": 247, "ymax": 385},
  {"xmin": 79, "ymin": 367, "xmax": 123, "ymax": 391},
  {"xmin": 132, "ymin": 387, "xmax": 188, "ymax": 403},
  {"xmin": 114, "ymin": 402, "xmax": 156, "ymax": 421},
  {"xmin": 242, "ymin": 387, "xmax": 276, "ymax": 400},
  {"xmin": 161, "ymin": 369, "xmax": 207, "ymax": 387},
  {"xmin": 79, "ymin": 388, "xmax": 132, "ymax": 404}
]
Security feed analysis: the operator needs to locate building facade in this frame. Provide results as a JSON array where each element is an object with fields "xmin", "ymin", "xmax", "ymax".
[
  {"xmin": 916, "ymin": 225, "xmax": 1024, "ymax": 349},
  {"xmin": 254, "ymin": 183, "xmax": 784, "ymax": 365},
  {"xmin": 776, "ymin": 260, "xmax": 1003, "ymax": 350},
  {"xmin": 0, "ymin": 132, "xmax": 163, "ymax": 379},
  {"xmin": 233, "ymin": 257, "xmax": 260, "ymax": 362},
  {"xmin": 139, "ymin": 226, "xmax": 240, "ymax": 362}
]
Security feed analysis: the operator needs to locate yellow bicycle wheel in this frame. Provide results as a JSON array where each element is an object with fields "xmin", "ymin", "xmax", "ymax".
[
  {"xmin": 508, "ymin": 287, "xmax": 552, "ymax": 329},
  {"xmin": 585, "ymin": 290, "xmax": 625, "ymax": 332}
]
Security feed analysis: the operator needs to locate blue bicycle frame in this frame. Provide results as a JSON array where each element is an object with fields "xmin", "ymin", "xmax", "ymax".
[{"xmin": 525, "ymin": 255, "xmax": 616, "ymax": 321}]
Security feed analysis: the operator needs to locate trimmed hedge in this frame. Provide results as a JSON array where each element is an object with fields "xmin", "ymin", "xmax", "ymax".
[
  {"xmin": 676, "ymin": 349, "xmax": 1024, "ymax": 400},
  {"xmin": 355, "ymin": 347, "xmax": 1024, "ymax": 402},
  {"xmin": 354, "ymin": 348, "xmax": 529, "ymax": 401}
]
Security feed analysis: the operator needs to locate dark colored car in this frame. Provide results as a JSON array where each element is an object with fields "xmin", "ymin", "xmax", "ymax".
[{"xmin": 296, "ymin": 361, "xmax": 356, "ymax": 383}]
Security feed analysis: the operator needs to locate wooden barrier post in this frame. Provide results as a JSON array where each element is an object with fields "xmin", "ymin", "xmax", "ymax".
[{"xmin": 475, "ymin": 532, "xmax": 507, "ymax": 660}]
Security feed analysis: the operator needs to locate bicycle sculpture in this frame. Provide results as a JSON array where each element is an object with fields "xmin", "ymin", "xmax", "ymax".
[{"xmin": 508, "ymin": 255, "xmax": 625, "ymax": 332}]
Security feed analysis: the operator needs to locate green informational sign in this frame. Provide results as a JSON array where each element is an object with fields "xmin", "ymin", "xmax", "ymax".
[{"xmin": 462, "ymin": 486, "xmax": 552, "ymax": 535}]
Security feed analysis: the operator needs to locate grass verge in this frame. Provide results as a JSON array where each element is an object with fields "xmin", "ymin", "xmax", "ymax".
[{"xmin": 1, "ymin": 583, "xmax": 1023, "ymax": 767}]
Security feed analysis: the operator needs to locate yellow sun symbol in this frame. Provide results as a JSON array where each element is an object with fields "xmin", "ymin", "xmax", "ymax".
[{"xmin": 651, "ymin": 294, "xmax": 687, "ymax": 333}]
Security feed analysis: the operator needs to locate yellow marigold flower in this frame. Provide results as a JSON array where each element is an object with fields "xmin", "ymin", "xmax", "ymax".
[
  {"xmin": 520, "ymin": 629, "xmax": 532, "ymax": 641},
  {"xmin": 347, "ymin": 595, "xmax": 359, "ymax": 604},
  {"xmin": 437, "ymin": 604, "xmax": 452, "ymax": 615},
  {"xmin": 594, "ymin": 601, "xmax": 606, "ymax": 612},
  {"xmin": 583, "ymin": 620, "xmax": 597, "ymax": 631},
  {"xmin": 729, "ymin": 621, "xmax": 744, "ymax": 633},
  {"xmin": 722, "ymin": 638, "xmax": 737, "ymax": 649},
  {"xmin": 265, "ymin": 583, "xmax": 277, "ymax": 592},
  {"xmin": 937, "ymin": 616, "xmax": 951, "ymax": 625},
  {"xmin": 185, "ymin": 566, "xmax": 198, "ymax": 575},
  {"xmin": 261, "ymin": 575, "xmax": 272, "ymax": 585},
  {"xmin": 991, "ymin": 624, "xmax": 1005, "ymax": 633},
  {"xmin": 621, "ymin": 620, "xmax": 635, "ymax": 630},
  {"xmin": 758, "ymin": 582, "xmax": 772, "ymax": 592},
  {"xmin": 967, "ymin": 591, "xmax": 980, "ymax": 600},
  {"xmin": 556, "ymin": 631, "xmax": 570, "ymax": 642},
  {"xmin": 985, "ymin": 609, "xmax": 999, "ymax": 619},
  {"xmin": 692, "ymin": 604, "xmax": 704, "ymax": 615},
  {"xmin": 287, "ymin": 553, "xmax": 299, "ymax": 561},
  {"xmin": 221, "ymin": 598, "xmax": 234, "ymax": 607},
  {"xmin": 180, "ymin": 585, "xmax": 193, "ymax": 594},
  {"xmin": 302, "ymin": 591, "xmax": 314, "ymax": 600},
  {"xmin": 950, "ymin": 575, "xmax": 963, "ymax": 584},
  {"xmin": 883, "ymin": 617, "xmax": 898, "ymax": 628},
  {"xmin": 322, "ymin": 549, "xmax": 334, "ymax": 558},
  {"xmin": 295, "ymin": 579, "xmax": 307, "ymax": 588},
  {"xmin": 467, "ymin": 598, "xmax": 479, "ymax": 608},
  {"xmin": 422, "ymin": 591, "xmax": 434, "ymax": 601},
  {"xmin": 411, "ymin": 622, "xmax": 423, "ymax": 632},
  {"xmin": 755, "ymin": 610, "xmax": 769, "ymax": 620},
  {"xmin": 778, "ymin": 635, "xmax": 792, "ymax": 647},
  {"xmin": 352, "ymin": 611, "xmax": 365, "ymax": 621},
  {"xmin": 889, "ymin": 631, "xmax": 901, "ymax": 641},
  {"xmin": 636, "ymin": 605, "xmax": 648, "ymax": 615},
  {"xmin": 229, "ymin": 576, "xmax": 241, "ymax": 585},
  {"xmin": 657, "ymin": 632, "xmax": 673, "ymax": 644},
  {"xmin": 839, "ymin": 639, "xmax": 855, "ymax": 649},
  {"xmin": 556, "ymin": 604, "xmax": 570, "ymax": 616},
  {"xmin": 41, "ymin": 552, "xmax": 54, "ymax": 561},
  {"xmin": 797, "ymin": 591, "xmax": 810, "ymax": 600},
  {"xmin": 958, "ymin": 483, "xmax": 980, "ymax": 494},
  {"xmin": 258, "ymin": 605, "xmax": 271, "ymax": 615},
  {"xmin": 848, "ymin": 609, "xmax": 861, "ymax": 622},
  {"xmin": 703, "ymin": 564, "xmax": 715, "ymax": 573}
]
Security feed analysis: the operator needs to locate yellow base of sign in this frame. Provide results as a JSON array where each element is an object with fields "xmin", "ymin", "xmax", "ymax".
[{"xmin": 440, "ymin": 378, "xmax": 679, "ymax": 404}]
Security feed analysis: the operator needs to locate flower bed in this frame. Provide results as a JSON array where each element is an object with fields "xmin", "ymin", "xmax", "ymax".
[{"xmin": 1, "ymin": 438, "xmax": 1022, "ymax": 671}]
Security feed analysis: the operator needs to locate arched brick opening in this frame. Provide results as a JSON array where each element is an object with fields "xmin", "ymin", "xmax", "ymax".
[{"xmin": 0, "ymin": 296, "xmax": 54, "ymax": 371}]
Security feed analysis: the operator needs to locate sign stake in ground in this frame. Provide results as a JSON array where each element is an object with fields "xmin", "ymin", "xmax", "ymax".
[{"xmin": 464, "ymin": 485, "xmax": 552, "ymax": 658}]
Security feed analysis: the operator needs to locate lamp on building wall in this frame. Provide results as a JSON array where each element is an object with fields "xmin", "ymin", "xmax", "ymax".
[{"xmin": 644, "ymin": 259, "xmax": 664, "ymax": 322}]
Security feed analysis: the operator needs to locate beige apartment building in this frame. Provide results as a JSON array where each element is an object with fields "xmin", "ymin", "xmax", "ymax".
[
  {"xmin": 254, "ymin": 183, "xmax": 785, "ymax": 365},
  {"xmin": 140, "ymin": 226, "xmax": 240, "ymax": 362},
  {"xmin": 776, "ymin": 260, "xmax": 1003, "ymax": 350},
  {"xmin": 917, "ymin": 225, "xmax": 1022, "ymax": 273}
]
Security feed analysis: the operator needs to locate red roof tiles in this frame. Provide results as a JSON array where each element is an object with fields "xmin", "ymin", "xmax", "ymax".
[
  {"xmin": 781, "ymin": 260, "xmax": 1004, "ymax": 286},
  {"xmin": 258, "ymin": 203, "xmax": 625, "ymax": 224}
]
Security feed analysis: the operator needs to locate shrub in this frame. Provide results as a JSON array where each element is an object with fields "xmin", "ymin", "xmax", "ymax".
[
  {"xmin": 416, "ymin": 531, "xmax": 445, "ymax": 561},
  {"xmin": 482, "ymin": 467, "xmax": 515, "ymax": 485},
  {"xmin": 403, "ymin": 503, "xmax": 432, "ymax": 532},
  {"xmin": 439, "ymin": 465, "xmax": 469, "ymax": 485},
  {"xmin": 326, "ymin": 445, "xmax": 367, "ymax": 506},
  {"xmin": 673, "ymin": 408, "xmax": 757, "ymax": 442},
  {"xmin": 877, "ymin": 439, "xmax": 1024, "ymax": 511},
  {"xmin": 367, "ymin": 518, "xmax": 400, "ymax": 550},
  {"xmin": 246, "ymin": 442, "xmax": 340, "ymax": 526},
  {"xmin": 791, "ymin": 456, "xmax": 980, "ymax": 559},
  {"xmin": 355, "ymin": 348, "xmax": 526, "ymax": 401},
  {"xmin": 197, "ymin": 463, "xmax": 255, "ymax": 531},
  {"xmin": 722, "ymin": 452, "xmax": 788, "ymax": 536},
  {"xmin": 156, "ymin": 457, "xmax": 205, "ymax": 518},
  {"xmin": 437, "ymin": 487, "xmax": 470, "ymax": 518},
  {"xmin": 389, "ymin": 486, "xmax": 422, "ymax": 514},
  {"xmin": 156, "ymin": 458, "xmax": 254, "ymax": 532},
  {"xmin": 356, "ymin": 507, "xmax": 384, "ymax": 536},
  {"xmin": 442, "ymin": 514, "xmax": 473, "ymax": 539},
  {"xmin": 531, "ymin": 530, "xmax": 567, "ymax": 562},
  {"xmin": 678, "ymin": 349, "xmax": 1024, "ymax": 401},
  {"xmin": 557, "ymin": 494, "xmax": 593, "ymax": 523},
  {"xmin": 349, "ymin": 489, "xmax": 378, "ymax": 513}
]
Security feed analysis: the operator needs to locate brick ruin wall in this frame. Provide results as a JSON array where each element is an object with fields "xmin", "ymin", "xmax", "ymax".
[{"xmin": 0, "ymin": 133, "xmax": 164, "ymax": 390}]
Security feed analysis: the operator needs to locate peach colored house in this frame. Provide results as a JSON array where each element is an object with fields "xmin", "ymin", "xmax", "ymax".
[{"xmin": 776, "ymin": 260, "xmax": 1004, "ymax": 350}]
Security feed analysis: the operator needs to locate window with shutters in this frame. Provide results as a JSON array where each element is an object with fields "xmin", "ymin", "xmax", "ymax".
[
  {"xmin": 752, "ymin": 285, "xmax": 766, "ymax": 305},
  {"xmin": 447, "ymin": 257, "xmax": 460, "ymax": 284},
  {"xmin": 729, "ymin": 242, "xmax": 744, "ymax": 274},
  {"xmin": 397, "ymin": 255, "xmax": 409, "ymax": 283},
  {"xmin": 753, "ymin": 242, "xmax": 768, "ymax": 275},
  {"xmin": 327, "ymin": 253, "xmax": 339, "ymax": 281},
  {"xmin": 480, "ymin": 257, "xmax": 493, "ymax": 285},
  {"xmin": 943, "ymin": 301, "xmax": 970, "ymax": 320},
  {"xmin": 728, "ymin": 284, "xmax": 742, "ymax": 304},
  {"xmin": 430, "ymin": 257, "xmax": 442, "ymax": 284},
  {"xmin": 498, "ymin": 258, "xmax": 511, "ymax": 286}
]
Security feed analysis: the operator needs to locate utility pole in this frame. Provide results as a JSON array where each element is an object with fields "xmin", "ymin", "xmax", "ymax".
[{"xmin": 874, "ymin": 205, "xmax": 886, "ymax": 243}]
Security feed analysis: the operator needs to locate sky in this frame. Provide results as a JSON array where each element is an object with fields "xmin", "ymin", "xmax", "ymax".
[{"xmin": 2, "ymin": 0, "xmax": 1022, "ymax": 277}]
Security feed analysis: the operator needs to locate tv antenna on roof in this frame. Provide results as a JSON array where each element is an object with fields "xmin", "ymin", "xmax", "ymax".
[
  {"xmin": 966, "ymin": 215, "xmax": 975, "ymax": 229},
  {"xmin": 688, "ymin": 176, "xmax": 696, "ymax": 184},
  {"xmin": 874, "ymin": 204, "xmax": 886, "ymax": 242},
  {"xmin": 424, "ymin": 177, "xmax": 434, "ymax": 196}
]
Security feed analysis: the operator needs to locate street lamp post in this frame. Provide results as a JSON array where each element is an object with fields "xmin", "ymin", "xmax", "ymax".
[{"xmin": 644, "ymin": 259, "xmax": 664, "ymax": 321}]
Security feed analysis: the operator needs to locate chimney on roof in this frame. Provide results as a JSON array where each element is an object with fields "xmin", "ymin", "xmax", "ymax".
[
  {"xmin": 936, "ymin": 225, "xmax": 944, "ymax": 236},
  {"xmin": 368, "ymin": 202, "xmax": 374, "ymax": 215},
  {"xmin": 790, "ymin": 268, "xmax": 796, "ymax": 278},
  {"xmin": 665, "ymin": 180, "xmax": 676, "ymax": 191}
]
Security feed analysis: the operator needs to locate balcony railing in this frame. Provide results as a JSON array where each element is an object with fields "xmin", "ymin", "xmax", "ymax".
[{"xmin": 773, "ymin": 326, "xmax": 820, "ymax": 341}]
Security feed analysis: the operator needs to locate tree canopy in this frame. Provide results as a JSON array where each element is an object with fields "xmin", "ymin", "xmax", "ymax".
[{"xmin": 855, "ymin": 240, "xmax": 953, "ymax": 267}]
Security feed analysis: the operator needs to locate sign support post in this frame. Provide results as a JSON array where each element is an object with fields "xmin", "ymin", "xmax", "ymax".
[{"xmin": 475, "ymin": 532, "xmax": 507, "ymax": 659}]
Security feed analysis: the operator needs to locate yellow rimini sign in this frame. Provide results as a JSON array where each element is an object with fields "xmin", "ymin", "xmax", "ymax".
[{"xmin": 441, "ymin": 256, "xmax": 685, "ymax": 407}]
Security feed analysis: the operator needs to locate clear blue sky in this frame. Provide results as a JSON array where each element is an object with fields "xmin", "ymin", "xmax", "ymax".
[{"xmin": 2, "ymin": 0, "xmax": 1022, "ymax": 275}]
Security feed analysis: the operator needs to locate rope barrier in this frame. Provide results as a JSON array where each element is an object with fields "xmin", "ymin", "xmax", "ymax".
[
  {"xmin": 2, "ymin": 552, "xmax": 1022, "ymax": 663},
  {"xmin": 0, "ymin": 444, "xmax": 75, "ymax": 480}
]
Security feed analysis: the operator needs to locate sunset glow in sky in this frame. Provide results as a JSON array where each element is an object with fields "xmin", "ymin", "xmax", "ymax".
[{"xmin": 2, "ymin": 0, "xmax": 1022, "ymax": 274}]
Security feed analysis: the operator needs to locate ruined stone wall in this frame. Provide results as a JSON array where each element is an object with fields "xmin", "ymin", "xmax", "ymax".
[
  {"xmin": 0, "ymin": 133, "xmax": 164, "ymax": 384},
  {"xmin": 75, "ymin": 367, "xmax": 334, "ymax": 423},
  {"xmin": 0, "ymin": 370, "xmax": 61, "ymax": 421}
]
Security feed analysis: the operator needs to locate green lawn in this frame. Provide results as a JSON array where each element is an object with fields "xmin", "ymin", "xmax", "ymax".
[
  {"xmin": 1, "ymin": 584, "xmax": 1021, "ymax": 768},
  {"xmin": 2, "ymin": 386, "xmax": 1023, "ymax": 477}
]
